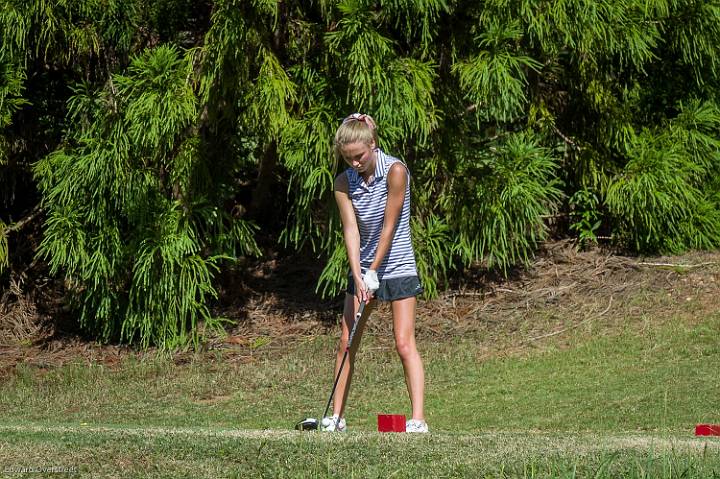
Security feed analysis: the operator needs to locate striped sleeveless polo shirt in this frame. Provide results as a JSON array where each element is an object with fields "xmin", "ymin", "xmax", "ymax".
[{"xmin": 345, "ymin": 149, "xmax": 418, "ymax": 279}]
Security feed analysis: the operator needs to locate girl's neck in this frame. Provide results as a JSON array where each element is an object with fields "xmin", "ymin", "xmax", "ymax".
[{"xmin": 361, "ymin": 150, "xmax": 378, "ymax": 183}]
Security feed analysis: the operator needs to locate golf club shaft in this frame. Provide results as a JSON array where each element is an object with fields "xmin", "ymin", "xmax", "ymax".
[{"xmin": 322, "ymin": 300, "xmax": 366, "ymax": 421}]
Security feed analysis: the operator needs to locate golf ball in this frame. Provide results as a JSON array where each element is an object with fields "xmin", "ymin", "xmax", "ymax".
[{"xmin": 321, "ymin": 417, "xmax": 333, "ymax": 427}]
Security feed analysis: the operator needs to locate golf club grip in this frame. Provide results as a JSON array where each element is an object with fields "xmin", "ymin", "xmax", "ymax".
[
  {"xmin": 321, "ymin": 300, "xmax": 367, "ymax": 421},
  {"xmin": 347, "ymin": 300, "xmax": 366, "ymax": 347}
]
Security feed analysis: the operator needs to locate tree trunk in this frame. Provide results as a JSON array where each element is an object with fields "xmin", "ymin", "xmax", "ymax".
[{"xmin": 249, "ymin": 140, "xmax": 278, "ymax": 221}]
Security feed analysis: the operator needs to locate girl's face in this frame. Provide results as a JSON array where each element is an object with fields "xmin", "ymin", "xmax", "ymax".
[{"xmin": 340, "ymin": 141, "xmax": 376, "ymax": 174}]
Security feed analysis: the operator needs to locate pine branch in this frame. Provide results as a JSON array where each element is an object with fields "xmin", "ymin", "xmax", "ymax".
[
  {"xmin": 553, "ymin": 125, "xmax": 581, "ymax": 151},
  {"xmin": 636, "ymin": 261, "xmax": 717, "ymax": 268},
  {"xmin": 4, "ymin": 206, "xmax": 41, "ymax": 234}
]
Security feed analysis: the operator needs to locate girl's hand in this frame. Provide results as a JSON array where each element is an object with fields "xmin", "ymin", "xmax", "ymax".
[
  {"xmin": 362, "ymin": 269, "xmax": 379, "ymax": 294},
  {"xmin": 354, "ymin": 276, "xmax": 370, "ymax": 304}
]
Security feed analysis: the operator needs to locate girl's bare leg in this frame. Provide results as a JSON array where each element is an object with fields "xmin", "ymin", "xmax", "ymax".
[
  {"xmin": 332, "ymin": 293, "xmax": 373, "ymax": 417},
  {"xmin": 391, "ymin": 296, "xmax": 425, "ymax": 420}
]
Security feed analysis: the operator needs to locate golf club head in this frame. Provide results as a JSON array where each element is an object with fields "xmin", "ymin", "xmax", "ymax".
[{"xmin": 295, "ymin": 417, "xmax": 319, "ymax": 431}]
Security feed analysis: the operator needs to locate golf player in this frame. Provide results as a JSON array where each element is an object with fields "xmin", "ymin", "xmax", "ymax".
[{"xmin": 323, "ymin": 113, "xmax": 428, "ymax": 433}]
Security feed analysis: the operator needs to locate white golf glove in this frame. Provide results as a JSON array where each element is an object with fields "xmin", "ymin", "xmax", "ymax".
[{"xmin": 362, "ymin": 269, "xmax": 379, "ymax": 294}]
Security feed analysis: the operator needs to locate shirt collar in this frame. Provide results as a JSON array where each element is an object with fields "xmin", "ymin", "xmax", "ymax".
[
  {"xmin": 348, "ymin": 149, "xmax": 386, "ymax": 191},
  {"xmin": 373, "ymin": 149, "xmax": 387, "ymax": 179}
]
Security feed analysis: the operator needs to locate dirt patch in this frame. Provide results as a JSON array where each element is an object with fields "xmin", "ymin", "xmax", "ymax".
[
  {"xmin": 2, "ymin": 241, "xmax": 719, "ymax": 374},
  {"xmin": 434, "ymin": 242, "xmax": 720, "ymax": 359},
  {"xmin": 0, "ymin": 278, "xmax": 53, "ymax": 347}
]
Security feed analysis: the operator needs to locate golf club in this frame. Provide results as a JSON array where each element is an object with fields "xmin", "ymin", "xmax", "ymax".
[{"xmin": 295, "ymin": 300, "xmax": 367, "ymax": 431}]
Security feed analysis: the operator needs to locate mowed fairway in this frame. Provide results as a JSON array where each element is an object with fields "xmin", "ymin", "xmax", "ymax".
[
  {"xmin": 2, "ymin": 304, "xmax": 720, "ymax": 478},
  {"xmin": 1, "ymin": 424, "xmax": 719, "ymax": 478}
]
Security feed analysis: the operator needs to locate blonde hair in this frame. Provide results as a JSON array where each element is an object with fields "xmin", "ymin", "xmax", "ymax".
[{"xmin": 334, "ymin": 113, "xmax": 379, "ymax": 160}]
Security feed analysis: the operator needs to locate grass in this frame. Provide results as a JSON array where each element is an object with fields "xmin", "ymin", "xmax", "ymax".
[
  {"xmin": 1, "ymin": 311, "xmax": 719, "ymax": 477},
  {"xmin": 1, "ymin": 426, "xmax": 719, "ymax": 478}
]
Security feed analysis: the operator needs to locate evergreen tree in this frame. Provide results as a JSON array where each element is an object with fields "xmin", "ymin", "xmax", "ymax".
[{"xmin": 1, "ymin": 0, "xmax": 719, "ymax": 348}]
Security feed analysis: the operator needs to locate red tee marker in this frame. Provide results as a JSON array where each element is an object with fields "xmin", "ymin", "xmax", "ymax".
[
  {"xmin": 695, "ymin": 424, "xmax": 720, "ymax": 436},
  {"xmin": 378, "ymin": 414, "xmax": 406, "ymax": 432}
]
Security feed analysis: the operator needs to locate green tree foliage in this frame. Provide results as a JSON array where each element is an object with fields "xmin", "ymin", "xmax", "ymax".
[
  {"xmin": 0, "ymin": 0, "xmax": 144, "ymax": 273},
  {"xmin": 33, "ymin": 45, "xmax": 259, "ymax": 348},
  {"xmin": 2, "ymin": 0, "xmax": 720, "ymax": 348},
  {"xmin": 448, "ymin": 132, "xmax": 563, "ymax": 271},
  {"xmin": 0, "ymin": 57, "xmax": 27, "ymax": 273},
  {"xmin": 606, "ymin": 101, "xmax": 720, "ymax": 252}
]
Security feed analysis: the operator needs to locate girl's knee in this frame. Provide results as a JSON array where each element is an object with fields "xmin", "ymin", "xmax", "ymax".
[{"xmin": 395, "ymin": 338, "xmax": 417, "ymax": 360}]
